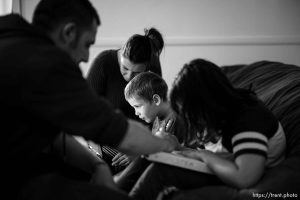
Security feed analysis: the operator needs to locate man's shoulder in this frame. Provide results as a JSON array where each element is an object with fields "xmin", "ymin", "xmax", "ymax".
[
  {"xmin": 29, "ymin": 43, "xmax": 76, "ymax": 71},
  {"xmin": 2, "ymin": 32, "xmax": 75, "ymax": 74}
]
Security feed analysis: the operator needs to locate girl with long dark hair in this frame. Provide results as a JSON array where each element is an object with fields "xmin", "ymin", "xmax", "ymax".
[{"xmin": 130, "ymin": 58, "xmax": 286, "ymax": 200}]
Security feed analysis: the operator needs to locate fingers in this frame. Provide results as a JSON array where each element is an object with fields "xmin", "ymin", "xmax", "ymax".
[
  {"xmin": 176, "ymin": 148, "xmax": 195, "ymax": 156},
  {"xmin": 165, "ymin": 119, "xmax": 174, "ymax": 132},
  {"xmin": 112, "ymin": 153, "xmax": 130, "ymax": 166},
  {"xmin": 112, "ymin": 153, "xmax": 122, "ymax": 162},
  {"xmin": 156, "ymin": 186, "xmax": 179, "ymax": 200},
  {"xmin": 117, "ymin": 157, "xmax": 130, "ymax": 166},
  {"xmin": 178, "ymin": 149, "xmax": 205, "ymax": 161}
]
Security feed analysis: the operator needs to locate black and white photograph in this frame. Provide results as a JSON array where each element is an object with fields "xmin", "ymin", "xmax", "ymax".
[{"xmin": 1, "ymin": 0, "xmax": 299, "ymax": 199}]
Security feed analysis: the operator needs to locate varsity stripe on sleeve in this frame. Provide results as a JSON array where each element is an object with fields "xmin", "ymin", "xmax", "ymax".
[{"xmin": 232, "ymin": 132, "xmax": 268, "ymax": 158}]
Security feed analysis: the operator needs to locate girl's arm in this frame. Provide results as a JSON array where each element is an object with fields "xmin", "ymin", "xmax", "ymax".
[{"xmin": 180, "ymin": 148, "xmax": 266, "ymax": 189}]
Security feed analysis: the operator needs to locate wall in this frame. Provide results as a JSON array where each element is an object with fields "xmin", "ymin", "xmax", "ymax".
[
  {"xmin": 0, "ymin": 0, "xmax": 12, "ymax": 15},
  {"xmin": 17, "ymin": 0, "xmax": 300, "ymax": 87}
]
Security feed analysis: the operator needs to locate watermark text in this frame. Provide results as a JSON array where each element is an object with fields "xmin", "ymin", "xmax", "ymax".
[{"xmin": 252, "ymin": 192, "xmax": 298, "ymax": 199}]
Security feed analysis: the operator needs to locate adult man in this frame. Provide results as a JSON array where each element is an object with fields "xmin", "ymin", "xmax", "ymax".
[{"xmin": 0, "ymin": 0, "xmax": 179, "ymax": 199}]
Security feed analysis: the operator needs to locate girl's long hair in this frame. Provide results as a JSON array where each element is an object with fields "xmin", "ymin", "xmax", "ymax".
[{"xmin": 170, "ymin": 58, "xmax": 257, "ymax": 145}]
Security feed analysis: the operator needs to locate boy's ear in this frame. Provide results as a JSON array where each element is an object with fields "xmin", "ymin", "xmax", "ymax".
[{"xmin": 153, "ymin": 94, "xmax": 161, "ymax": 106}]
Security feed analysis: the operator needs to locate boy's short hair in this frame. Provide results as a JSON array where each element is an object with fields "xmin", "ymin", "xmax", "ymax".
[{"xmin": 125, "ymin": 71, "xmax": 168, "ymax": 102}]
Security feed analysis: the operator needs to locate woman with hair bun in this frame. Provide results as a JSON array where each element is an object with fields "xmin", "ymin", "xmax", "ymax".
[{"xmin": 87, "ymin": 27, "xmax": 164, "ymax": 174}]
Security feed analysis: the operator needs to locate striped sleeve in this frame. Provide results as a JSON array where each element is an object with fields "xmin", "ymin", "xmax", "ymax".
[{"xmin": 232, "ymin": 132, "xmax": 268, "ymax": 158}]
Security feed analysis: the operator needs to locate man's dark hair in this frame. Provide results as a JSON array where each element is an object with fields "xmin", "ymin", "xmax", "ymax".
[{"xmin": 32, "ymin": 0, "xmax": 100, "ymax": 33}]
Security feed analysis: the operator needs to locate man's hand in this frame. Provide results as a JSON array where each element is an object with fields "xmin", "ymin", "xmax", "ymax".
[
  {"xmin": 111, "ymin": 153, "xmax": 134, "ymax": 166},
  {"xmin": 118, "ymin": 119, "xmax": 180, "ymax": 156}
]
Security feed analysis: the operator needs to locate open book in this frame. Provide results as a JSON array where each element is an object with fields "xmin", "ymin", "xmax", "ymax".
[{"xmin": 145, "ymin": 152, "xmax": 213, "ymax": 174}]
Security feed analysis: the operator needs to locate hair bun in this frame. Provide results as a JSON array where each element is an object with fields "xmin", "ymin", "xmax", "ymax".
[{"xmin": 144, "ymin": 27, "xmax": 164, "ymax": 56}]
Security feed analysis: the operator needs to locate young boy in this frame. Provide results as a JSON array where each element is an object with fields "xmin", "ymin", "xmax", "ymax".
[
  {"xmin": 125, "ymin": 71, "xmax": 183, "ymax": 135},
  {"xmin": 114, "ymin": 71, "xmax": 185, "ymax": 192}
]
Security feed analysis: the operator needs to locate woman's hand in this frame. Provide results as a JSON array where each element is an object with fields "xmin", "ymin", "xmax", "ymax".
[{"xmin": 112, "ymin": 153, "xmax": 135, "ymax": 166}]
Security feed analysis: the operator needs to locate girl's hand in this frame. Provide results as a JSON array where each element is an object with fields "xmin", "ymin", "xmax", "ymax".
[{"xmin": 178, "ymin": 148, "xmax": 214, "ymax": 161}]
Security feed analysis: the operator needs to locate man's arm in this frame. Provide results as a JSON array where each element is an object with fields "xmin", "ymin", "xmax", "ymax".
[
  {"xmin": 52, "ymin": 133, "xmax": 117, "ymax": 189},
  {"xmin": 24, "ymin": 51, "xmax": 178, "ymax": 157},
  {"xmin": 117, "ymin": 120, "xmax": 180, "ymax": 156},
  {"xmin": 52, "ymin": 133, "xmax": 105, "ymax": 173}
]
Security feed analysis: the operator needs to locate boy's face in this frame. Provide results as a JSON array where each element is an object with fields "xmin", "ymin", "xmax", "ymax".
[{"xmin": 127, "ymin": 96, "xmax": 158, "ymax": 123}]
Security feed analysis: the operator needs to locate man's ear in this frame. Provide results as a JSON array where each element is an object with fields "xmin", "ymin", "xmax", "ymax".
[
  {"xmin": 61, "ymin": 22, "xmax": 77, "ymax": 45},
  {"xmin": 153, "ymin": 94, "xmax": 161, "ymax": 106}
]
